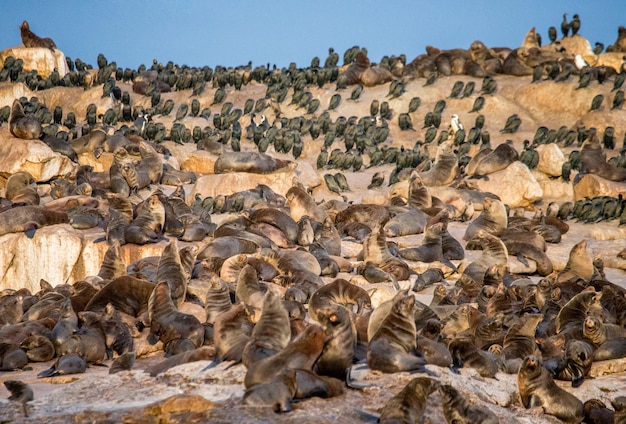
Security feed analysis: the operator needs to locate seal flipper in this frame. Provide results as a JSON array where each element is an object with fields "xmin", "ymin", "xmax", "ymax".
[
  {"xmin": 516, "ymin": 254, "xmax": 530, "ymax": 267},
  {"xmin": 24, "ymin": 223, "xmax": 37, "ymax": 239}
]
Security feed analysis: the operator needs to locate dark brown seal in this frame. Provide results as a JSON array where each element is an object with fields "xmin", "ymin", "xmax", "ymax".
[
  {"xmin": 5, "ymin": 172, "xmax": 39, "ymax": 206},
  {"xmin": 215, "ymin": 152, "xmax": 296, "ymax": 174},
  {"xmin": 244, "ymin": 323, "xmax": 328, "ymax": 388},
  {"xmin": 20, "ymin": 20, "xmax": 56, "ymax": 50},
  {"xmin": 8, "ymin": 99, "xmax": 42, "ymax": 140},
  {"xmin": 580, "ymin": 134, "xmax": 626, "ymax": 182},
  {"xmin": 517, "ymin": 355, "xmax": 584, "ymax": 423},
  {"xmin": 313, "ymin": 304, "xmax": 356, "ymax": 380},
  {"xmin": 378, "ymin": 377, "xmax": 436, "ymax": 423},
  {"xmin": 439, "ymin": 383, "xmax": 499, "ymax": 424},
  {"xmin": 0, "ymin": 205, "xmax": 68, "ymax": 238},
  {"xmin": 367, "ymin": 290, "xmax": 427, "ymax": 373},
  {"xmin": 308, "ymin": 278, "xmax": 371, "ymax": 322}
]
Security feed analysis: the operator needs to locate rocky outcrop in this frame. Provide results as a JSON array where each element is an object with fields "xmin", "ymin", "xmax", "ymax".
[
  {"xmin": 0, "ymin": 129, "xmax": 77, "ymax": 181},
  {"xmin": 474, "ymin": 162, "xmax": 543, "ymax": 208},
  {"xmin": 0, "ymin": 46, "xmax": 69, "ymax": 79},
  {"xmin": 535, "ymin": 143, "xmax": 565, "ymax": 177},
  {"xmin": 573, "ymin": 173, "xmax": 626, "ymax": 200}
]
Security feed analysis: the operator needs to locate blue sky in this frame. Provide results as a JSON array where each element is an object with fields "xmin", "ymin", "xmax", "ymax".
[{"xmin": 1, "ymin": 1, "xmax": 624, "ymax": 70}]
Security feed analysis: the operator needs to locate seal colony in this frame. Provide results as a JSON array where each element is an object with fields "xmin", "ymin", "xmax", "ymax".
[{"xmin": 1, "ymin": 13, "xmax": 626, "ymax": 423}]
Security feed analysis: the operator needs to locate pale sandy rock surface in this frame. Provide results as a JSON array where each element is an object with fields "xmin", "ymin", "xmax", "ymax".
[{"xmin": 0, "ymin": 46, "xmax": 69, "ymax": 79}]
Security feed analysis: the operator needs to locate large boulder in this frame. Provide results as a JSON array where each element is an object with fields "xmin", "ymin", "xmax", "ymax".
[
  {"xmin": 573, "ymin": 173, "xmax": 626, "ymax": 200},
  {"xmin": 0, "ymin": 129, "xmax": 77, "ymax": 181},
  {"xmin": 0, "ymin": 46, "xmax": 69, "ymax": 79},
  {"xmin": 0, "ymin": 82, "xmax": 33, "ymax": 109},
  {"xmin": 181, "ymin": 150, "xmax": 218, "ymax": 174},
  {"xmin": 189, "ymin": 168, "xmax": 298, "ymax": 199},
  {"xmin": 535, "ymin": 143, "xmax": 566, "ymax": 177},
  {"xmin": 474, "ymin": 162, "xmax": 543, "ymax": 208}
]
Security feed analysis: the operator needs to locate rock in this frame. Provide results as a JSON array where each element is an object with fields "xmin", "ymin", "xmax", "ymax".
[
  {"xmin": 0, "ymin": 46, "xmax": 70, "ymax": 79},
  {"xmin": 189, "ymin": 168, "xmax": 297, "ymax": 199},
  {"xmin": 532, "ymin": 171, "xmax": 574, "ymax": 201},
  {"xmin": 573, "ymin": 173, "xmax": 626, "ymax": 200},
  {"xmin": 77, "ymin": 151, "xmax": 113, "ymax": 173},
  {"xmin": 0, "ymin": 130, "xmax": 77, "ymax": 182},
  {"xmin": 181, "ymin": 150, "xmax": 218, "ymax": 174},
  {"xmin": 557, "ymin": 35, "xmax": 595, "ymax": 62},
  {"xmin": 590, "ymin": 52, "xmax": 626, "ymax": 72},
  {"xmin": 0, "ymin": 82, "xmax": 33, "ymax": 109},
  {"xmin": 474, "ymin": 162, "xmax": 543, "ymax": 208},
  {"xmin": 142, "ymin": 394, "xmax": 217, "ymax": 416},
  {"xmin": 590, "ymin": 357, "xmax": 626, "ymax": 377},
  {"xmin": 535, "ymin": 144, "xmax": 565, "ymax": 177}
]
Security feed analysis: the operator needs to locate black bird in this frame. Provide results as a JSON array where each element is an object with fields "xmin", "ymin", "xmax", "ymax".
[
  {"xmin": 448, "ymin": 80, "xmax": 464, "ymax": 98},
  {"xmin": 561, "ymin": 13, "xmax": 570, "ymax": 38},
  {"xmin": 213, "ymin": 87, "xmax": 226, "ymax": 104},
  {"xmin": 368, "ymin": 172, "xmax": 384, "ymax": 189},
  {"xmin": 603, "ymin": 126, "xmax": 616, "ymax": 149},
  {"xmin": 334, "ymin": 172, "xmax": 351, "ymax": 191},
  {"xmin": 480, "ymin": 130, "xmax": 491, "ymax": 149},
  {"xmin": 576, "ymin": 68, "xmax": 593, "ymax": 89},
  {"xmin": 317, "ymin": 149, "xmax": 328, "ymax": 169},
  {"xmin": 612, "ymin": 72, "xmax": 625, "ymax": 92},
  {"xmin": 593, "ymin": 42, "xmax": 604, "ymax": 55},
  {"xmin": 467, "ymin": 127, "xmax": 481, "ymax": 144},
  {"xmin": 398, "ymin": 113, "xmax": 414, "ymax": 131},
  {"xmin": 387, "ymin": 79, "xmax": 406, "ymax": 99},
  {"xmin": 561, "ymin": 161, "xmax": 572, "ymax": 182},
  {"xmin": 555, "ymin": 64, "xmax": 573, "ymax": 82},
  {"xmin": 408, "ymin": 96, "xmax": 421, "ymax": 113},
  {"xmin": 350, "ymin": 84, "xmax": 363, "ymax": 101},
  {"xmin": 370, "ymin": 99, "xmax": 380, "ymax": 116},
  {"xmin": 570, "ymin": 14, "xmax": 581, "ymax": 36},
  {"xmin": 612, "ymin": 90, "xmax": 624, "ymax": 110},
  {"xmin": 379, "ymin": 101, "xmax": 391, "ymax": 119},
  {"xmin": 480, "ymin": 75, "xmax": 497, "ymax": 94},
  {"xmin": 520, "ymin": 140, "xmax": 540, "ymax": 169},
  {"xmin": 434, "ymin": 100, "xmax": 446, "ymax": 114},
  {"xmin": 307, "ymin": 99, "xmax": 320, "ymax": 114},
  {"xmin": 424, "ymin": 127, "xmax": 438, "ymax": 144},
  {"xmin": 548, "ymin": 26, "xmax": 557, "ymax": 43},
  {"xmin": 500, "ymin": 114, "xmax": 522, "ymax": 133},
  {"xmin": 324, "ymin": 173, "xmax": 342, "ymax": 194},
  {"xmin": 325, "ymin": 47, "xmax": 339, "ymax": 68},
  {"xmin": 469, "ymin": 96, "xmax": 485, "ymax": 113},
  {"xmin": 475, "ymin": 114, "xmax": 485, "ymax": 129},
  {"xmin": 175, "ymin": 104, "xmax": 188, "ymax": 121},
  {"xmin": 589, "ymin": 94, "xmax": 604, "ymax": 111},
  {"xmin": 328, "ymin": 93, "xmax": 341, "ymax": 111},
  {"xmin": 424, "ymin": 72, "xmax": 438, "ymax": 86},
  {"xmin": 462, "ymin": 81, "xmax": 475, "ymax": 98},
  {"xmin": 532, "ymin": 65, "xmax": 544, "ymax": 83},
  {"xmin": 547, "ymin": 61, "xmax": 561, "ymax": 80}
]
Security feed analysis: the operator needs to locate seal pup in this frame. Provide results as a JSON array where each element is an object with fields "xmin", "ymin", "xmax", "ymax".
[
  {"xmin": 367, "ymin": 290, "xmax": 428, "ymax": 373},
  {"xmin": 398, "ymin": 222, "xmax": 458, "ymax": 271},
  {"xmin": 242, "ymin": 290, "xmax": 290, "ymax": 367},
  {"xmin": 463, "ymin": 197, "xmax": 508, "ymax": 242},
  {"xmin": 438, "ymin": 383, "xmax": 499, "ymax": 424},
  {"xmin": 156, "ymin": 238, "xmax": 188, "ymax": 308},
  {"xmin": 147, "ymin": 281, "xmax": 205, "ymax": 355},
  {"xmin": 242, "ymin": 368, "xmax": 297, "ymax": 412},
  {"xmin": 9, "ymin": 99, "xmax": 42, "ymax": 139},
  {"xmin": 244, "ymin": 323, "xmax": 328, "ymax": 388},
  {"xmin": 5, "ymin": 171, "xmax": 39, "ymax": 206},
  {"xmin": 37, "ymin": 353, "xmax": 87, "ymax": 378},
  {"xmin": 378, "ymin": 377, "xmax": 436, "ymax": 423},
  {"xmin": 20, "ymin": 21, "xmax": 56, "ymax": 50},
  {"xmin": 449, "ymin": 338, "xmax": 500, "ymax": 378},
  {"xmin": 109, "ymin": 351, "xmax": 136, "ymax": 374},
  {"xmin": 517, "ymin": 355, "xmax": 584, "ymax": 423},
  {"xmin": 308, "ymin": 278, "xmax": 371, "ymax": 321},
  {"xmin": 4, "ymin": 379, "xmax": 33, "ymax": 417},
  {"xmin": 313, "ymin": 304, "xmax": 356, "ymax": 380},
  {"xmin": 124, "ymin": 194, "xmax": 165, "ymax": 245}
]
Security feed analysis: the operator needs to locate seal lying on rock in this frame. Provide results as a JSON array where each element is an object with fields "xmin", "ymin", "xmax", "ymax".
[{"xmin": 214, "ymin": 152, "xmax": 297, "ymax": 174}]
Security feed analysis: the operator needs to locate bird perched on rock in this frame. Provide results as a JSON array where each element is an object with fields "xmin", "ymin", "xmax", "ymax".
[
  {"xmin": 448, "ymin": 80, "xmax": 464, "ymax": 98},
  {"xmin": 398, "ymin": 113, "xmax": 414, "ymax": 131},
  {"xmin": 324, "ymin": 173, "xmax": 342, "ymax": 194},
  {"xmin": 593, "ymin": 42, "xmax": 604, "ymax": 55},
  {"xmin": 548, "ymin": 26, "xmax": 557, "ymax": 43},
  {"xmin": 570, "ymin": 14, "xmax": 581, "ymax": 36},
  {"xmin": 469, "ymin": 96, "xmax": 485, "ymax": 113},
  {"xmin": 424, "ymin": 72, "xmax": 438, "ymax": 86},
  {"xmin": 561, "ymin": 13, "xmax": 570, "ymax": 37},
  {"xmin": 499, "ymin": 114, "xmax": 521, "ymax": 134},
  {"xmin": 450, "ymin": 114, "xmax": 464, "ymax": 135},
  {"xmin": 520, "ymin": 140, "xmax": 540, "ymax": 169},
  {"xmin": 328, "ymin": 93, "xmax": 341, "ymax": 111},
  {"xmin": 480, "ymin": 75, "xmax": 497, "ymax": 94},
  {"xmin": 589, "ymin": 94, "xmax": 604, "ymax": 111},
  {"xmin": 462, "ymin": 81, "xmax": 475, "ymax": 98},
  {"xmin": 368, "ymin": 172, "xmax": 384, "ymax": 189},
  {"xmin": 408, "ymin": 97, "xmax": 421, "ymax": 113},
  {"xmin": 350, "ymin": 84, "xmax": 363, "ymax": 101},
  {"xmin": 387, "ymin": 79, "xmax": 406, "ymax": 99},
  {"xmin": 612, "ymin": 90, "xmax": 624, "ymax": 110}
]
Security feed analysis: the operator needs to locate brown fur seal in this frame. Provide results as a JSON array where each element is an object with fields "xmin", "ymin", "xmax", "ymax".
[
  {"xmin": 464, "ymin": 197, "xmax": 508, "ymax": 242},
  {"xmin": 156, "ymin": 238, "xmax": 189, "ymax": 308},
  {"xmin": 97, "ymin": 241, "xmax": 126, "ymax": 281},
  {"xmin": 462, "ymin": 230, "xmax": 508, "ymax": 285},
  {"xmin": 37, "ymin": 353, "xmax": 87, "ymax": 378},
  {"xmin": 9, "ymin": 99, "xmax": 42, "ymax": 140},
  {"xmin": 210, "ymin": 303, "xmax": 251, "ymax": 365},
  {"xmin": 309, "ymin": 278, "xmax": 371, "ymax": 322},
  {"xmin": 502, "ymin": 48, "xmax": 534, "ymax": 76},
  {"xmin": 20, "ymin": 334, "xmax": 55, "ymax": 362},
  {"xmin": 398, "ymin": 222, "xmax": 457, "ymax": 271},
  {"xmin": 242, "ymin": 290, "xmax": 290, "ymax": 367},
  {"xmin": 124, "ymin": 194, "xmax": 165, "ymax": 245},
  {"xmin": 407, "ymin": 171, "xmax": 432, "ymax": 209},
  {"xmin": 580, "ymin": 134, "xmax": 626, "ymax": 182},
  {"xmin": 215, "ymin": 151, "xmax": 296, "ymax": 174},
  {"xmin": 244, "ymin": 323, "xmax": 328, "ymax": 388},
  {"xmin": 241, "ymin": 208, "xmax": 298, "ymax": 244},
  {"xmin": 547, "ymin": 339, "xmax": 594, "ymax": 388},
  {"xmin": 383, "ymin": 208, "xmax": 428, "ymax": 237},
  {"xmin": 0, "ymin": 205, "xmax": 69, "ymax": 238},
  {"xmin": 367, "ymin": 290, "xmax": 427, "ymax": 373},
  {"xmin": 378, "ymin": 377, "xmax": 436, "ymax": 423},
  {"xmin": 341, "ymin": 51, "xmax": 370, "ymax": 85},
  {"xmin": 146, "ymin": 346, "xmax": 214, "ymax": 377},
  {"xmin": 583, "ymin": 398, "xmax": 615, "ymax": 424},
  {"xmin": 419, "ymin": 140, "xmax": 459, "ymax": 186},
  {"xmin": 467, "ymin": 143, "xmax": 519, "ymax": 178},
  {"xmin": 582, "ymin": 315, "xmax": 626, "ymax": 346},
  {"xmin": 286, "ymin": 185, "xmax": 329, "ymax": 223},
  {"xmin": 313, "ymin": 304, "xmax": 356, "ymax": 379},
  {"xmin": 242, "ymin": 368, "xmax": 298, "ymax": 412},
  {"xmin": 449, "ymin": 338, "xmax": 500, "ymax": 378},
  {"xmin": 84, "ymin": 276, "xmax": 153, "ymax": 318},
  {"xmin": 438, "ymin": 384, "xmax": 499, "ymax": 424},
  {"xmin": 204, "ymin": 275, "xmax": 233, "ymax": 325},
  {"xmin": 5, "ymin": 172, "xmax": 39, "ymax": 205},
  {"xmin": 556, "ymin": 240, "xmax": 594, "ymax": 287},
  {"xmin": 57, "ymin": 313, "xmax": 107, "ymax": 363},
  {"xmin": 20, "ymin": 20, "xmax": 56, "ymax": 50},
  {"xmin": 147, "ymin": 282, "xmax": 204, "ymax": 355},
  {"xmin": 517, "ymin": 355, "xmax": 584, "ymax": 423},
  {"xmin": 99, "ymin": 303, "xmax": 134, "ymax": 358},
  {"xmin": 109, "ymin": 351, "xmax": 136, "ymax": 374},
  {"xmin": 4, "ymin": 379, "xmax": 33, "ymax": 416},
  {"xmin": 502, "ymin": 313, "xmax": 543, "ymax": 360},
  {"xmin": 134, "ymin": 140, "xmax": 163, "ymax": 189}
]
